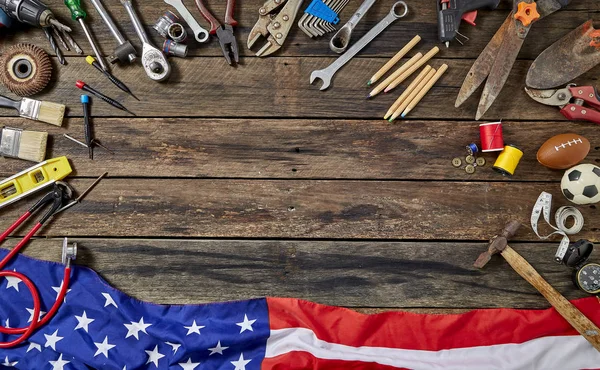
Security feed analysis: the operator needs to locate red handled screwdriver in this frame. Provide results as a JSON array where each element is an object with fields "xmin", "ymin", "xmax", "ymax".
[{"xmin": 75, "ymin": 80, "xmax": 135, "ymax": 115}]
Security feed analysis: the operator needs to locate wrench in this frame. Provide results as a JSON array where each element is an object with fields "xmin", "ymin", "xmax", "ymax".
[
  {"xmin": 164, "ymin": 0, "xmax": 210, "ymax": 43},
  {"xmin": 329, "ymin": 0, "xmax": 377, "ymax": 53},
  {"xmin": 90, "ymin": 0, "xmax": 137, "ymax": 63},
  {"xmin": 310, "ymin": 1, "xmax": 408, "ymax": 91},
  {"xmin": 121, "ymin": 0, "xmax": 171, "ymax": 81}
]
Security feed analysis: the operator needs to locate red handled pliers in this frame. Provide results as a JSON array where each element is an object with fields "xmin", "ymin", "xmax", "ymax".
[
  {"xmin": 0, "ymin": 182, "xmax": 74, "ymax": 348},
  {"xmin": 194, "ymin": 0, "xmax": 239, "ymax": 65},
  {"xmin": 525, "ymin": 84, "xmax": 600, "ymax": 125}
]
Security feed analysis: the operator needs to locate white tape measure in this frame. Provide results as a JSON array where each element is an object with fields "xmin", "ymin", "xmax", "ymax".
[{"xmin": 530, "ymin": 192, "xmax": 584, "ymax": 262}]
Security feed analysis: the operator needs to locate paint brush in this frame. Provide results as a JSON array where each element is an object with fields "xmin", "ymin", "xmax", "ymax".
[
  {"xmin": 0, "ymin": 127, "xmax": 48, "ymax": 162},
  {"xmin": 0, "ymin": 95, "xmax": 66, "ymax": 126}
]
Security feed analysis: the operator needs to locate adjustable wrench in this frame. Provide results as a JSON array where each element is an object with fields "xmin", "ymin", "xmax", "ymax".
[
  {"xmin": 121, "ymin": 0, "xmax": 171, "ymax": 81},
  {"xmin": 310, "ymin": 1, "xmax": 408, "ymax": 91},
  {"xmin": 164, "ymin": 0, "xmax": 210, "ymax": 43}
]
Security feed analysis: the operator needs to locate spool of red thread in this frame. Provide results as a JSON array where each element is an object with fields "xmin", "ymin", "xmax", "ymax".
[{"xmin": 479, "ymin": 122, "xmax": 504, "ymax": 152}]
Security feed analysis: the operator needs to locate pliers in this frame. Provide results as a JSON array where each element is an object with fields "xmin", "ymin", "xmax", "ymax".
[
  {"xmin": 525, "ymin": 84, "xmax": 600, "ymax": 125},
  {"xmin": 247, "ymin": 0, "xmax": 303, "ymax": 57},
  {"xmin": 194, "ymin": 0, "xmax": 238, "ymax": 65}
]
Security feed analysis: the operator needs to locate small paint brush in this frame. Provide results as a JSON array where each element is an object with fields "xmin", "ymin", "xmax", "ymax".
[
  {"xmin": 0, "ymin": 127, "xmax": 48, "ymax": 162},
  {"xmin": 0, "ymin": 95, "xmax": 65, "ymax": 126}
]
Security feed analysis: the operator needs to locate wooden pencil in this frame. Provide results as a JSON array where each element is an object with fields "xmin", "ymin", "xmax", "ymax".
[
  {"xmin": 367, "ymin": 53, "xmax": 423, "ymax": 99},
  {"xmin": 384, "ymin": 65, "xmax": 433, "ymax": 120},
  {"xmin": 384, "ymin": 46, "xmax": 440, "ymax": 93},
  {"xmin": 401, "ymin": 63, "xmax": 449, "ymax": 118},
  {"xmin": 367, "ymin": 35, "xmax": 421, "ymax": 86},
  {"xmin": 389, "ymin": 67, "xmax": 437, "ymax": 122}
]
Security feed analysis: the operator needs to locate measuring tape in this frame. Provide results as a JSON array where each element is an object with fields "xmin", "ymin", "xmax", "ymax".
[{"xmin": 530, "ymin": 192, "xmax": 584, "ymax": 263}]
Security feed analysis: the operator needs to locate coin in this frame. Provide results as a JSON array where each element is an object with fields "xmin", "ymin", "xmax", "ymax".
[
  {"xmin": 465, "ymin": 155, "xmax": 475, "ymax": 164},
  {"xmin": 465, "ymin": 164, "xmax": 475, "ymax": 174},
  {"xmin": 476, "ymin": 157, "xmax": 486, "ymax": 166},
  {"xmin": 452, "ymin": 158, "xmax": 462, "ymax": 167}
]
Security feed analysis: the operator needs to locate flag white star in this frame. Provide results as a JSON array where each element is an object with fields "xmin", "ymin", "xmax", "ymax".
[
  {"xmin": 4, "ymin": 318, "xmax": 9, "ymax": 328},
  {"xmin": 178, "ymin": 358, "xmax": 200, "ymax": 370},
  {"xmin": 94, "ymin": 336, "xmax": 116, "ymax": 358},
  {"xmin": 5, "ymin": 270, "xmax": 20, "ymax": 291},
  {"xmin": 236, "ymin": 314, "xmax": 256, "ymax": 333},
  {"xmin": 26, "ymin": 308, "xmax": 46, "ymax": 323},
  {"xmin": 208, "ymin": 340, "xmax": 228, "ymax": 355},
  {"xmin": 2, "ymin": 356, "xmax": 17, "ymax": 367},
  {"xmin": 75, "ymin": 311, "xmax": 95, "ymax": 332},
  {"xmin": 184, "ymin": 320, "xmax": 205, "ymax": 336},
  {"xmin": 49, "ymin": 354, "xmax": 70, "ymax": 370},
  {"xmin": 231, "ymin": 353, "xmax": 252, "ymax": 370},
  {"xmin": 44, "ymin": 329, "xmax": 64, "ymax": 351},
  {"xmin": 26, "ymin": 342, "xmax": 41, "ymax": 353},
  {"xmin": 166, "ymin": 341, "xmax": 181, "ymax": 354},
  {"xmin": 52, "ymin": 281, "xmax": 72, "ymax": 302},
  {"xmin": 145, "ymin": 345, "xmax": 165, "ymax": 367},
  {"xmin": 124, "ymin": 317, "xmax": 152, "ymax": 339},
  {"xmin": 102, "ymin": 292, "xmax": 118, "ymax": 308}
]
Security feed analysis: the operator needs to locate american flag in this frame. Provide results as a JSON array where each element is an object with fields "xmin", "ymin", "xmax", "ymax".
[{"xmin": 0, "ymin": 248, "xmax": 599, "ymax": 369}]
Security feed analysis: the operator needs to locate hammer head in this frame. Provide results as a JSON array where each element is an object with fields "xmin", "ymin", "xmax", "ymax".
[{"xmin": 474, "ymin": 221, "xmax": 521, "ymax": 269}]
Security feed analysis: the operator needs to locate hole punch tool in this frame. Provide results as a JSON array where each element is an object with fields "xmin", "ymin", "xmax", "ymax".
[
  {"xmin": 310, "ymin": 1, "xmax": 408, "ymax": 91},
  {"xmin": 525, "ymin": 84, "xmax": 600, "ymax": 125},
  {"xmin": 455, "ymin": 0, "xmax": 571, "ymax": 120},
  {"xmin": 121, "ymin": 0, "xmax": 171, "ymax": 81},
  {"xmin": 194, "ymin": 0, "xmax": 238, "ymax": 65},
  {"xmin": 248, "ymin": 0, "xmax": 304, "ymax": 57},
  {"xmin": 164, "ymin": 0, "xmax": 210, "ymax": 43},
  {"xmin": 0, "ymin": 182, "xmax": 74, "ymax": 348}
]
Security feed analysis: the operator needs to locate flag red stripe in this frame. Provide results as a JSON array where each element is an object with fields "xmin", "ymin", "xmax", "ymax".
[
  {"xmin": 266, "ymin": 297, "xmax": 600, "ymax": 350},
  {"xmin": 262, "ymin": 351, "xmax": 406, "ymax": 370}
]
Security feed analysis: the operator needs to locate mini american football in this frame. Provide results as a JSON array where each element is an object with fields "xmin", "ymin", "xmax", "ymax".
[{"xmin": 537, "ymin": 133, "xmax": 590, "ymax": 170}]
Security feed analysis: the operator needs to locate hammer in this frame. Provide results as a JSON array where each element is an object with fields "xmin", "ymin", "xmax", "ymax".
[{"xmin": 475, "ymin": 221, "xmax": 600, "ymax": 352}]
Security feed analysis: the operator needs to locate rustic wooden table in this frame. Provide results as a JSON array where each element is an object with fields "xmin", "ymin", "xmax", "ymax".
[{"xmin": 1, "ymin": 0, "xmax": 599, "ymax": 313}]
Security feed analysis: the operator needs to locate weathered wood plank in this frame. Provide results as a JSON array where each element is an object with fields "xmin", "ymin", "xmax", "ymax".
[
  {"xmin": 1, "ymin": 1, "xmax": 597, "ymax": 58},
  {"xmin": 1, "ymin": 179, "xmax": 597, "ymax": 241},
  {"xmin": 8, "ymin": 238, "xmax": 587, "ymax": 308},
  {"xmin": 1, "ymin": 118, "xmax": 598, "ymax": 180},
  {"xmin": 0, "ymin": 56, "xmax": 597, "ymax": 120}
]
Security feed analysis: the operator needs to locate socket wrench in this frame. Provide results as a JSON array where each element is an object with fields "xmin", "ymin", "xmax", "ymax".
[
  {"xmin": 310, "ymin": 1, "xmax": 408, "ymax": 91},
  {"xmin": 329, "ymin": 0, "xmax": 377, "ymax": 53},
  {"xmin": 164, "ymin": 0, "xmax": 209, "ymax": 43},
  {"xmin": 89, "ymin": 0, "xmax": 137, "ymax": 64},
  {"xmin": 121, "ymin": 0, "xmax": 171, "ymax": 81}
]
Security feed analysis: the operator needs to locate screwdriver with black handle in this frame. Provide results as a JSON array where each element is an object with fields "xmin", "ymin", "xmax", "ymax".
[
  {"xmin": 64, "ymin": 0, "xmax": 109, "ymax": 71},
  {"xmin": 86, "ymin": 56, "xmax": 139, "ymax": 101}
]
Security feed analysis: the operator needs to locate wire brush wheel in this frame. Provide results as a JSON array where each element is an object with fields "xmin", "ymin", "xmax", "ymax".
[{"xmin": 0, "ymin": 44, "xmax": 52, "ymax": 97}]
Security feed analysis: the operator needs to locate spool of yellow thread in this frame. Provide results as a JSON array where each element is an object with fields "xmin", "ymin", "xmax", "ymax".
[{"xmin": 493, "ymin": 145, "xmax": 524, "ymax": 176}]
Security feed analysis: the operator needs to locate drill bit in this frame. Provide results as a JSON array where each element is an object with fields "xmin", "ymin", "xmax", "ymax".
[
  {"xmin": 43, "ymin": 27, "xmax": 66, "ymax": 65},
  {"xmin": 76, "ymin": 80, "xmax": 135, "ymax": 115},
  {"xmin": 62, "ymin": 30, "xmax": 83, "ymax": 54},
  {"xmin": 86, "ymin": 56, "xmax": 139, "ymax": 101},
  {"xmin": 51, "ymin": 25, "xmax": 70, "ymax": 51}
]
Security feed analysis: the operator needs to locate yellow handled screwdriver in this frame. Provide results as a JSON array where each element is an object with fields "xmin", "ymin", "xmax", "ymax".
[{"xmin": 64, "ymin": 0, "xmax": 109, "ymax": 71}]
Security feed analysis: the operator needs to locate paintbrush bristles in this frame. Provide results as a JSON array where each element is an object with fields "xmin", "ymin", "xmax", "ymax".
[
  {"xmin": 37, "ymin": 101, "xmax": 66, "ymax": 126},
  {"xmin": 17, "ymin": 131, "xmax": 48, "ymax": 162}
]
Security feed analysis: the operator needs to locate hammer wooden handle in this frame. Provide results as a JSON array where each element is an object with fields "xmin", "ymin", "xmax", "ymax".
[{"xmin": 502, "ymin": 245, "xmax": 600, "ymax": 352}]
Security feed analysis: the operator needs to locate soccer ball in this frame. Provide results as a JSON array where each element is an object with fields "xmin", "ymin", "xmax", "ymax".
[{"xmin": 561, "ymin": 164, "xmax": 600, "ymax": 205}]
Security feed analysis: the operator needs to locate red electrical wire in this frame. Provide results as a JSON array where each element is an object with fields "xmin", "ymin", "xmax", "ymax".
[{"xmin": 0, "ymin": 213, "xmax": 71, "ymax": 348}]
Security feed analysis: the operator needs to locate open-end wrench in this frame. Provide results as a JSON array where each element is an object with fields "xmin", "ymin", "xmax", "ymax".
[
  {"xmin": 330, "ymin": 0, "xmax": 377, "ymax": 53},
  {"xmin": 164, "ymin": 0, "xmax": 210, "ymax": 43},
  {"xmin": 121, "ymin": 0, "xmax": 171, "ymax": 81},
  {"xmin": 310, "ymin": 1, "xmax": 408, "ymax": 91}
]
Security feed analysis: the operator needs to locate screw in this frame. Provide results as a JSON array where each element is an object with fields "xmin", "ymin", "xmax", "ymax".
[
  {"xmin": 259, "ymin": 7, "xmax": 266, "ymax": 14},
  {"xmin": 579, "ymin": 90, "xmax": 584, "ymax": 94},
  {"xmin": 273, "ymin": 22, "xmax": 280, "ymax": 29},
  {"xmin": 571, "ymin": 107, "xmax": 576, "ymax": 111},
  {"xmin": 282, "ymin": 15, "xmax": 289, "ymax": 21},
  {"xmin": 582, "ymin": 110, "xmax": 587, "ymax": 115},
  {"xmin": 276, "ymin": 33, "xmax": 282, "ymax": 39},
  {"xmin": 557, "ymin": 92, "xmax": 567, "ymax": 101}
]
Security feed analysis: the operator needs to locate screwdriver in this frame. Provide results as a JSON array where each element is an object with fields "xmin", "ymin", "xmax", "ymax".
[
  {"xmin": 76, "ymin": 80, "xmax": 135, "ymax": 115},
  {"xmin": 64, "ymin": 0, "xmax": 109, "ymax": 71},
  {"xmin": 86, "ymin": 56, "xmax": 139, "ymax": 101},
  {"xmin": 81, "ymin": 94, "xmax": 93, "ymax": 159}
]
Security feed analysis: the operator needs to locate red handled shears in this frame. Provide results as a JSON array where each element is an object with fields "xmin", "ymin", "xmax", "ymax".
[{"xmin": 525, "ymin": 84, "xmax": 600, "ymax": 125}]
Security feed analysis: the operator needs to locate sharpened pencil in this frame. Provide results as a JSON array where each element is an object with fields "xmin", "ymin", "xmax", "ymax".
[
  {"xmin": 367, "ymin": 53, "xmax": 422, "ymax": 99},
  {"xmin": 367, "ymin": 35, "xmax": 421, "ymax": 86},
  {"xmin": 384, "ymin": 47, "xmax": 440, "ymax": 94},
  {"xmin": 401, "ymin": 63, "xmax": 448, "ymax": 118},
  {"xmin": 384, "ymin": 65, "xmax": 433, "ymax": 120},
  {"xmin": 389, "ymin": 67, "xmax": 437, "ymax": 122}
]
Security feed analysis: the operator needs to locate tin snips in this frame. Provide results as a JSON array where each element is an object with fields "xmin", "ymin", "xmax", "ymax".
[
  {"xmin": 525, "ymin": 84, "xmax": 600, "ymax": 125},
  {"xmin": 247, "ymin": 0, "xmax": 304, "ymax": 56}
]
